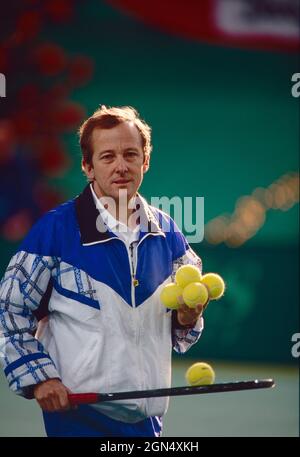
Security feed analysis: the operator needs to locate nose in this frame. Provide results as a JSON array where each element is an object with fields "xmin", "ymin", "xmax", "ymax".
[{"xmin": 115, "ymin": 155, "xmax": 129, "ymax": 174}]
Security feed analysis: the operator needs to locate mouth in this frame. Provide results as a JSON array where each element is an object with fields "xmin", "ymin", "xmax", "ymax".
[{"xmin": 113, "ymin": 179, "xmax": 132, "ymax": 185}]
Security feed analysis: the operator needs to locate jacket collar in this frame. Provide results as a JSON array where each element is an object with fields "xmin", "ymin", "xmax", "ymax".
[{"xmin": 75, "ymin": 184, "xmax": 164, "ymax": 246}]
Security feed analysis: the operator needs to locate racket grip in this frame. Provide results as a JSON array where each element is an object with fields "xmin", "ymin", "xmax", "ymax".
[{"xmin": 68, "ymin": 393, "xmax": 99, "ymax": 405}]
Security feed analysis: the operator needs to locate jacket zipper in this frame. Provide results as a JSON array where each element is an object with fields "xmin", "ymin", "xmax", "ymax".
[
  {"xmin": 128, "ymin": 241, "xmax": 144, "ymax": 396},
  {"xmin": 119, "ymin": 233, "xmax": 165, "ymax": 399},
  {"xmin": 129, "ymin": 233, "xmax": 161, "ymax": 305},
  {"xmin": 111, "ymin": 233, "xmax": 165, "ymax": 308},
  {"xmin": 112, "ymin": 238, "xmax": 138, "ymax": 308},
  {"xmin": 128, "ymin": 233, "xmax": 162, "ymax": 307},
  {"xmin": 129, "ymin": 242, "xmax": 139, "ymax": 308}
]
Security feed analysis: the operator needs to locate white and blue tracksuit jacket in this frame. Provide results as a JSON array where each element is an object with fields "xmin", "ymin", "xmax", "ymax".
[{"xmin": 0, "ymin": 184, "xmax": 204, "ymax": 423}]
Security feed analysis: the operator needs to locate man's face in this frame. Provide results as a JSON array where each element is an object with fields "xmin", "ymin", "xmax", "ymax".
[{"xmin": 82, "ymin": 121, "xmax": 150, "ymax": 203}]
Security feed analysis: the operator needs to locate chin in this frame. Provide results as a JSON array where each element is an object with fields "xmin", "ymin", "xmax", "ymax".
[{"xmin": 116, "ymin": 186, "xmax": 136, "ymax": 199}]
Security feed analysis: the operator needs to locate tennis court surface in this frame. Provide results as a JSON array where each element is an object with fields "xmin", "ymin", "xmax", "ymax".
[{"xmin": 0, "ymin": 359, "xmax": 298, "ymax": 437}]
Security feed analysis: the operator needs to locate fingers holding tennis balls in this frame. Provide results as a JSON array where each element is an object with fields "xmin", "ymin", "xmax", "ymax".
[
  {"xmin": 176, "ymin": 301, "xmax": 204, "ymax": 327},
  {"xmin": 160, "ymin": 265, "xmax": 225, "ymax": 311}
]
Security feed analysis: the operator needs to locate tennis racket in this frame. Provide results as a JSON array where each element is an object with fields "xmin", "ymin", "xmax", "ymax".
[{"xmin": 68, "ymin": 378, "xmax": 275, "ymax": 405}]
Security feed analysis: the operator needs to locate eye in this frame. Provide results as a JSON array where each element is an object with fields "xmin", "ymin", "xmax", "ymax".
[
  {"xmin": 100, "ymin": 154, "xmax": 114, "ymax": 161},
  {"xmin": 125, "ymin": 151, "xmax": 138, "ymax": 159}
]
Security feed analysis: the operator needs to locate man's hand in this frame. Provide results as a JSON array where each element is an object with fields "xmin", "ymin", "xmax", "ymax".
[
  {"xmin": 176, "ymin": 301, "xmax": 207, "ymax": 327},
  {"xmin": 34, "ymin": 378, "xmax": 72, "ymax": 412}
]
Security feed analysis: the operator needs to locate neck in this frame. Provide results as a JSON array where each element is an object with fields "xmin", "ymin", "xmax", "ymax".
[{"xmin": 92, "ymin": 182, "xmax": 137, "ymax": 226}]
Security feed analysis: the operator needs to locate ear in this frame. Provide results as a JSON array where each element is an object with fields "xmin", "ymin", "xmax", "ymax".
[
  {"xmin": 143, "ymin": 154, "xmax": 150, "ymax": 173},
  {"xmin": 82, "ymin": 159, "xmax": 95, "ymax": 181}
]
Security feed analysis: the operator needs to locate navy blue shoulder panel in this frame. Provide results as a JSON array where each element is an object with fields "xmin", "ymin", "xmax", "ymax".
[
  {"xmin": 149, "ymin": 206, "xmax": 189, "ymax": 260},
  {"xmin": 17, "ymin": 200, "xmax": 75, "ymax": 258}
]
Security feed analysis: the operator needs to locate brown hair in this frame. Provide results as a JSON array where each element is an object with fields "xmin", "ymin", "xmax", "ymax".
[{"xmin": 78, "ymin": 105, "xmax": 152, "ymax": 165}]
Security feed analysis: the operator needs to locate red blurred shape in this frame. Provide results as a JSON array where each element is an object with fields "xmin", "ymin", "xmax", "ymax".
[
  {"xmin": 18, "ymin": 84, "xmax": 41, "ymax": 107},
  {"xmin": 107, "ymin": 0, "xmax": 300, "ymax": 52},
  {"xmin": 69, "ymin": 56, "xmax": 94, "ymax": 86},
  {"xmin": 34, "ymin": 43, "xmax": 67, "ymax": 76},
  {"xmin": 34, "ymin": 183, "xmax": 64, "ymax": 212},
  {"xmin": 1, "ymin": 210, "xmax": 33, "ymax": 242},
  {"xmin": 0, "ymin": 120, "xmax": 16, "ymax": 160},
  {"xmin": 16, "ymin": 11, "xmax": 42, "ymax": 42},
  {"xmin": 13, "ymin": 111, "xmax": 38, "ymax": 137},
  {"xmin": 42, "ymin": 83, "xmax": 70, "ymax": 105},
  {"xmin": 38, "ymin": 136, "xmax": 70, "ymax": 176},
  {"xmin": 45, "ymin": 0, "xmax": 74, "ymax": 23},
  {"xmin": 46, "ymin": 83, "xmax": 70, "ymax": 103},
  {"xmin": 51, "ymin": 101, "xmax": 85, "ymax": 132},
  {"xmin": 108, "ymin": 0, "xmax": 212, "ymax": 42}
]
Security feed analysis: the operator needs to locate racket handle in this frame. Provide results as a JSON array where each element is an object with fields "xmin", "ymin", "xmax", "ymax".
[{"xmin": 68, "ymin": 393, "xmax": 99, "ymax": 405}]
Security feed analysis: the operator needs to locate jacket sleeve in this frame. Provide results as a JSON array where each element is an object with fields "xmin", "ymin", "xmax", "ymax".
[
  {"xmin": 170, "ymin": 230, "xmax": 204, "ymax": 354},
  {"xmin": 0, "ymin": 212, "xmax": 61, "ymax": 398}
]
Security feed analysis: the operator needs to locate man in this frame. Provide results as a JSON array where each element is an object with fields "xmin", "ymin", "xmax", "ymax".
[{"xmin": 0, "ymin": 105, "xmax": 206, "ymax": 437}]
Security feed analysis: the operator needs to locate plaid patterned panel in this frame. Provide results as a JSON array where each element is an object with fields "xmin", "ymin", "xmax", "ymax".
[
  {"xmin": 172, "ymin": 319, "xmax": 204, "ymax": 354},
  {"xmin": 55, "ymin": 261, "xmax": 98, "ymax": 304},
  {"xmin": 0, "ymin": 251, "xmax": 60, "ymax": 396}
]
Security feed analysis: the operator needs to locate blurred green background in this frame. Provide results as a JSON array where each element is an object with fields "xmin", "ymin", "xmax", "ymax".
[{"xmin": 0, "ymin": 0, "xmax": 299, "ymax": 437}]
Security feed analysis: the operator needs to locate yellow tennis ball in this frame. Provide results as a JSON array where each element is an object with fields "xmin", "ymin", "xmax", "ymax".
[
  {"xmin": 160, "ymin": 283, "xmax": 183, "ymax": 309},
  {"xmin": 201, "ymin": 273, "xmax": 225, "ymax": 300},
  {"xmin": 175, "ymin": 265, "xmax": 202, "ymax": 289},
  {"xmin": 185, "ymin": 362, "xmax": 215, "ymax": 386},
  {"xmin": 182, "ymin": 282, "xmax": 208, "ymax": 308}
]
